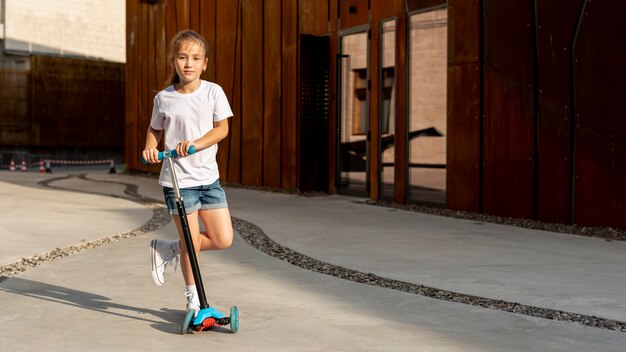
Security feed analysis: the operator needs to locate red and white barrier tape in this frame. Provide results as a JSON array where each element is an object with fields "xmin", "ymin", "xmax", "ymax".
[{"xmin": 43, "ymin": 159, "xmax": 114, "ymax": 166}]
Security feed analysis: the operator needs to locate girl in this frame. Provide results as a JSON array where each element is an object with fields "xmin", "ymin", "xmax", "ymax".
[{"xmin": 142, "ymin": 29, "xmax": 233, "ymax": 313}]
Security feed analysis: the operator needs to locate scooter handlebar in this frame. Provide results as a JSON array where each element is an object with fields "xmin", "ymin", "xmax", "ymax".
[{"xmin": 142, "ymin": 146, "xmax": 195, "ymax": 164}]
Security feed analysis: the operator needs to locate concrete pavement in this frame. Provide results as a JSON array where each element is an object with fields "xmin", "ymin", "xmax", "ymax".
[{"xmin": 1, "ymin": 169, "xmax": 626, "ymax": 351}]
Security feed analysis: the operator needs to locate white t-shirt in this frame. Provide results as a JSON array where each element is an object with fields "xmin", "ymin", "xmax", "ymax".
[{"xmin": 150, "ymin": 80, "xmax": 233, "ymax": 188}]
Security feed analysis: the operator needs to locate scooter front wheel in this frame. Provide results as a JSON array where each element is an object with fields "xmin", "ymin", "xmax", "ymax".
[{"xmin": 181, "ymin": 309, "xmax": 196, "ymax": 334}]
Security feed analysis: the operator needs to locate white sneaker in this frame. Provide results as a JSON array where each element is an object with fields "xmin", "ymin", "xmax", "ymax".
[
  {"xmin": 150, "ymin": 239, "xmax": 180, "ymax": 286},
  {"xmin": 185, "ymin": 290, "xmax": 200, "ymax": 314}
]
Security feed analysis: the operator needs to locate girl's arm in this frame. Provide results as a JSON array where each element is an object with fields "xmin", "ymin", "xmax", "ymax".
[
  {"xmin": 176, "ymin": 119, "xmax": 229, "ymax": 157},
  {"xmin": 142, "ymin": 127, "xmax": 163, "ymax": 163}
]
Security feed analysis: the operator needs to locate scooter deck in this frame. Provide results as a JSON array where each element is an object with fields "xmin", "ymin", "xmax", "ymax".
[{"xmin": 182, "ymin": 306, "xmax": 239, "ymax": 334}]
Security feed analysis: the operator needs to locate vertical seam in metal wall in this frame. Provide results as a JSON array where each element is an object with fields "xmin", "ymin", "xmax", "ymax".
[
  {"xmin": 261, "ymin": 0, "xmax": 265, "ymax": 186},
  {"xmin": 227, "ymin": 0, "xmax": 242, "ymax": 182},
  {"xmin": 531, "ymin": 0, "xmax": 539, "ymax": 220},
  {"xmin": 279, "ymin": 0, "xmax": 283, "ymax": 188},
  {"xmin": 366, "ymin": 27, "xmax": 371, "ymax": 195},
  {"xmin": 569, "ymin": 0, "xmax": 587, "ymax": 224},
  {"xmin": 405, "ymin": 12, "xmax": 410, "ymax": 204},
  {"xmin": 238, "ymin": 0, "xmax": 243, "ymax": 183},
  {"xmin": 479, "ymin": 0, "xmax": 485, "ymax": 213},
  {"xmin": 296, "ymin": 0, "xmax": 300, "ymax": 190},
  {"xmin": 152, "ymin": 4, "xmax": 158, "ymax": 94}
]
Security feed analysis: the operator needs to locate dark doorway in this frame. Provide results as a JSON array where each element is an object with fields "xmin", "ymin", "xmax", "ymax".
[{"xmin": 299, "ymin": 34, "xmax": 330, "ymax": 192}]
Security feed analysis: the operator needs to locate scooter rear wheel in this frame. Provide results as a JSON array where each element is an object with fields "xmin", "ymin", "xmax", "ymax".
[{"xmin": 230, "ymin": 306, "xmax": 239, "ymax": 333}]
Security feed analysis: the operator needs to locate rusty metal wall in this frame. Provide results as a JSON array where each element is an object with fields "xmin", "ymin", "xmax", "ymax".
[
  {"xmin": 571, "ymin": 0, "xmax": 626, "ymax": 229},
  {"xmin": 482, "ymin": 0, "xmax": 535, "ymax": 219},
  {"xmin": 448, "ymin": 0, "xmax": 626, "ymax": 229},
  {"xmin": 32, "ymin": 56, "xmax": 125, "ymax": 147},
  {"xmin": 0, "ymin": 66, "xmax": 30, "ymax": 146},
  {"xmin": 125, "ymin": 0, "xmax": 625, "ymax": 229},
  {"xmin": 446, "ymin": 0, "xmax": 481, "ymax": 211},
  {"xmin": 126, "ymin": 0, "xmax": 306, "ymax": 190},
  {"xmin": 0, "ymin": 56, "xmax": 124, "ymax": 149},
  {"xmin": 535, "ymin": 0, "xmax": 584, "ymax": 224}
]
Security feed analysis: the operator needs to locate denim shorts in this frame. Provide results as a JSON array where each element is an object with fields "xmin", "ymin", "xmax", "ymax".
[{"xmin": 162, "ymin": 179, "xmax": 228, "ymax": 215}]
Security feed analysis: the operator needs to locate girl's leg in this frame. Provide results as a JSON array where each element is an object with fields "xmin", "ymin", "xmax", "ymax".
[
  {"xmin": 173, "ymin": 208, "xmax": 233, "ymax": 285},
  {"xmin": 172, "ymin": 211, "xmax": 202, "ymax": 286},
  {"xmin": 197, "ymin": 208, "xmax": 233, "ymax": 250}
]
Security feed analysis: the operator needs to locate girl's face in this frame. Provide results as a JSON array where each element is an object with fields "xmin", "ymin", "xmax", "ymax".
[{"xmin": 172, "ymin": 40, "xmax": 208, "ymax": 85}]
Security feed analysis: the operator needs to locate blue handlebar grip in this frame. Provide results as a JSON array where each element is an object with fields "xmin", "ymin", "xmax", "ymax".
[
  {"xmin": 141, "ymin": 146, "xmax": 195, "ymax": 164},
  {"xmin": 157, "ymin": 145, "xmax": 196, "ymax": 160}
]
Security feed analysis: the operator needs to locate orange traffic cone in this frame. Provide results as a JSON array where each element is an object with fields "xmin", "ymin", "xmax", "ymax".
[
  {"xmin": 39, "ymin": 160, "xmax": 45, "ymax": 173},
  {"xmin": 9, "ymin": 159, "xmax": 16, "ymax": 172},
  {"xmin": 21, "ymin": 159, "xmax": 27, "ymax": 172}
]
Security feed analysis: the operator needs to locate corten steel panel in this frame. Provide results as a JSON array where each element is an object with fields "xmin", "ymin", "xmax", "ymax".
[
  {"xmin": 447, "ymin": 64, "xmax": 481, "ymax": 211},
  {"xmin": 300, "ymin": 0, "xmax": 329, "ymax": 35},
  {"xmin": 394, "ymin": 15, "xmax": 408, "ymax": 204},
  {"xmin": 329, "ymin": 0, "xmax": 339, "ymax": 32},
  {"xmin": 371, "ymin": 0, "xmax": 405, "ymax": 20},
  {"xmin": 175, "ymin": 0, "xmax": 191, "ymax": 32},
  {"xmin": 155, "ymin": 2, "xmax": 168, "ymax": 91},
  {"xmin": 534, "ymin": 0, "xmax": 584, "ymax": 224},
  {"xmin": 264, "ymin": 0, "xmax": 282, "ymax": 189},
  {"xmin": 574, "ymin": 128, "xmax": 626, "ymax": 229},
  {"xmin": 165, "ymin": 0, "xmax": 177, "ymax": 45},
  {"xmin": 0, "ymin": 66, "xmax": 31, "ymax": 146},
  {"xmin": 190, "ymin": 0, "xmax": 201, "ymax": 32},
  {"xmin": 149, "ymin": 1, "xmax": 167, "ymax": 165},
  {"xmin": 32, "ymin": 57, "xmax": 124, "ymax": 148},
  {"xmin": 448, "ymin": 0, "xmax": 480, "ymax": 65},
  {"xmin": 405, "ymin": 0, "xmax": 447, "ymax": 13},
  {"xmin": 241, "ymin": 0, "xmax": 264, "ymax": 186},
  {"xmin": 339, "ymin": 0, "xmax": 369, "ymax": 29},
  {"xmin": 125, "ymin": 0, "xmax": 139, "ymax": 170},
  {"xmin": 367, "ymin": 0, "xmax": 406, "ymax": 200},
  {"xmin": 200, "ymin": 0, "xmax": 217, "ymax": 83},
  {"xmin": 573, "ymin": 0, "xmax": 626, "ymax": 229},
  {"xmin": 574, "ymin": 1, "xmax": 626, "ymax": 144},
  {"xmin": 483, "ymin": 1, "xmax": 533, "ymax": 87},
  {"xmin": 482, "ymin": 0, "xmax": 535, "ymax": 219},
  {"xmin": 217, "ymin": 0, "xmax": 242, "ymax": 183},
  {"xmin": 145, "ymin": 4, "xmax": 162, "ymax": 172},
  {"xmin": 139, "ymin": 4, "xmax": 152, "ymax": 170},
  {"xmin": 446, "ymin": 0, "xmax": 481, "ymax": 211},
  {"xmin": 282, "ymin": 0, "xmax": 298, "ymax": 189},
  {"xmin": 148, "ymin": 5, "xmax": 157, "ymax": 100},
  {"xmin": 483, "ymin": 69, "xmax": 535, "ymax": 219}
]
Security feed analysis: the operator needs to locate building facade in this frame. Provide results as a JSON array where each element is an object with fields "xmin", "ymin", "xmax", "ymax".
[
  {"xmin": 125, "ymin": 0, "xmax": 626, "ymax": 231},
  {"xmin": 0, "ymin": 0, "xmax": 125, "ymax": 165}
]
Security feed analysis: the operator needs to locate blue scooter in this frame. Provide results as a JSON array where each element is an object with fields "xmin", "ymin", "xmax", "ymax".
[{"xmin": 150, "ymin": 147, "xmax": 239, "ymax": 334}]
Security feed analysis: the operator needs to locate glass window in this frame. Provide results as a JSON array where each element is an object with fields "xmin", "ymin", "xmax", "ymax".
[{"xmin": 408, "ymin": 8, "xmax": 448, "ymax": 205}]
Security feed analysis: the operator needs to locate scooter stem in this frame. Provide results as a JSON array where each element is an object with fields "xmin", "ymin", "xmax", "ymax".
[{"xmin": 165, "ymin": 153, "xmax": 210, "ymax": 309}]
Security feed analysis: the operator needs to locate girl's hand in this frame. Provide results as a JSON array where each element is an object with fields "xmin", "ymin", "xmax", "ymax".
[
  {"xmin": 176, "ymin": 140, "xmax": 197, "ymax": 157},
  {"xmin": 142, "ymin": 147, "xmax": 161, "ymax": 164}
]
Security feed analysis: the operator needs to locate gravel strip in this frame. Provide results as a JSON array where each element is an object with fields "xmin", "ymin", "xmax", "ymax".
[
  {"xmin": 0, "ymin": 202, "xmax": 169, "ymax": 284},
  {"xmin": 0, "ymin": 174, "xmax": 171, "ymax": 284},
  {"xmin": 233, "ymin": 217, "xmax": 626, "ymax": 333}
]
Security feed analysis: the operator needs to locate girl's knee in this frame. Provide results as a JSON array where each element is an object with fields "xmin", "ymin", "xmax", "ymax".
[{"xmin": 216, "ymin": 234, "xmax": 233, "ymax": 249}]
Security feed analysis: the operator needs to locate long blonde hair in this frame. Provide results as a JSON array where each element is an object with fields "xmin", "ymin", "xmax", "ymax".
[{"xmin": 165, "ymin": 30, "xmax": 209, "ymax": 88}]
